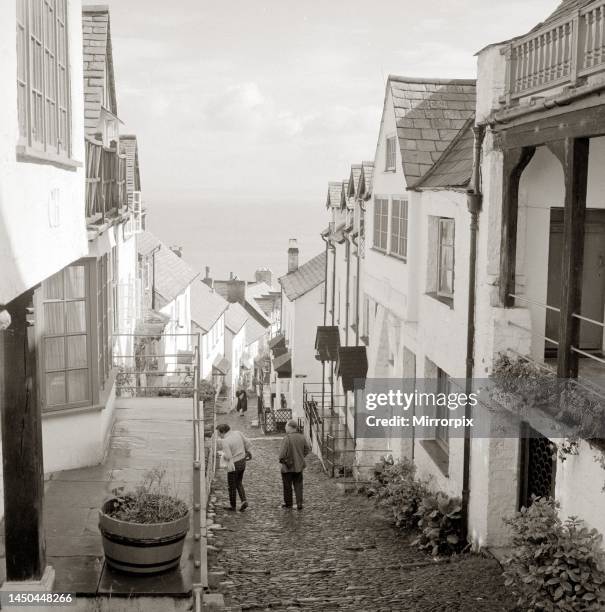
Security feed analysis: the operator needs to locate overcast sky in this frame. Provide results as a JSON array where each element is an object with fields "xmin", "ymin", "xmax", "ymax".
[{"xmin": 85, "ymin": 0, "xmax": 559, "ymax": 278}]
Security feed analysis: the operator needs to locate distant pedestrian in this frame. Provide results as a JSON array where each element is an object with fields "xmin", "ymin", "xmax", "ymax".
[
  {"xmin": 217, "ymin": 423, "xmax": 252, "ymax": 512},
  {"xmin": 236, "ymin": 389, "xmax": 248, "ymax": 417},
  {"xmin": 279, "ymin": 419, "xmax": 311, "ymax": 510}
]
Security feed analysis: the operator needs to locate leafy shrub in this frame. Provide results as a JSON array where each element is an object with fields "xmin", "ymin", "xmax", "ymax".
[
  {"xmin": 363, "ymin": 457, "xmax": 464, "ymax": 556},
  {"xmin": 106, "ymin": 467, "xmax": 188, "ymax": 524},
  {"xmin": 199, "ymin": 380, "xmax": 217, "ymax": 402},
  {"xmin": 412, "ymin": 492, "xmax": 464, "ymax": 556},
  {"xmin": 503, "ymin": 497, "xmax": 605, "ymax": 611},
  {"xmin": 373, "ymin": 458, "xmax": 428, "ymax": 530}
]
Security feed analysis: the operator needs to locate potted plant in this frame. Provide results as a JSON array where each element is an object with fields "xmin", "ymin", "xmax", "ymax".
[{"xmin": 98, "ymin": 468, "xmax": 190, "ymax": 575}]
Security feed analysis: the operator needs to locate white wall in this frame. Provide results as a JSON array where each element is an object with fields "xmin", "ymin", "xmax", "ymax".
[
  {"xmin": 200, "ymin": 313, "xmax": 225, "ymax": 380},
  {"xmin": 0, "ymin": 0, "xmax": 88, "ymax": 305}
]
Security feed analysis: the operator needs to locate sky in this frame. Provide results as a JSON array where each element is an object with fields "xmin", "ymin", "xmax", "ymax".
[{"xmin": 86, "ymin": 0, "xmax": 559, "ymax": 280}]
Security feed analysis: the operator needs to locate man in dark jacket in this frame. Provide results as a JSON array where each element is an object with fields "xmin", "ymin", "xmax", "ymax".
[{"xmin": 279, "ymin": 419, "xmax": 311, "ymax": 510}]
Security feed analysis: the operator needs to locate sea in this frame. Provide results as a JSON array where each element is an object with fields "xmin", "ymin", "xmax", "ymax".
[{"xmin": 146, "ymin": 196, "xmax": 325, "ymax": 283}]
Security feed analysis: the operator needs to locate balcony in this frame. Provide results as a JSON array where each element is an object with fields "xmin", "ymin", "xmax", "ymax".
[
  {"xmin": 85, "ymin": 137, "xmax": 128, "ymax": 224},
  {"xmin": 502, "ymin": 0, "xmax": 605, "ymax": 105}
]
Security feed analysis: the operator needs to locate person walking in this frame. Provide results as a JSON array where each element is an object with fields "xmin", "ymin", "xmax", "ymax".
[
  {"xmin": 217, "ymin": 423, "xmax": 252, "ymax": 511},
  {"xmin": 238, "ymin": 389, "xmax": 248, "ymax": 417},
  {"xmin": 279, "ymin": 419, "xmax": 311, "ymax": 510}
]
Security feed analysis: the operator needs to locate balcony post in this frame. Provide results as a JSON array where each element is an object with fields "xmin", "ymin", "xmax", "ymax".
[
  {"xmin": 0, "ymin": 289, "xmax": 48, "ymax": 582},
  {"xmin": 557, "ymin": 137, "xmax": 589, "ymax": 378},
  {"xmin": 499, "ymin": 146, "xmax": 535, "ymax": 306}
]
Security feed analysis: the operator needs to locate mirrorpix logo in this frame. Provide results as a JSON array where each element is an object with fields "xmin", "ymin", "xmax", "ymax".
[{"xmin": 361, "ymin": 387, "xmax": 477, "ymax": 431}]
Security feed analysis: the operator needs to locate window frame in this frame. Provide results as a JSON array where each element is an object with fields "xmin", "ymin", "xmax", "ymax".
[
  {"xmin": 385, "ymin": 136, "xmax": 396, "ymax": 172},
  {"xmin": 37, "ymin": 261, "xmax": 94, "ymax": 413},
  {"xmin": 437, "ymin": 218, "xmax": 455, "ymax": 299},
  {"xmin": 16, "ymin": 0, "xmax": 73, "ymax": 162},
  {"xmin": 435, "ymin": 368, "xmax": 450, "ymax": 451},
  {"xmin": 390, "ymin": 198, "xmax": 409, "ymax": 260},
  {"xmin": 373, "ymin": 197, "xmax": 389, "ymax": 252}
]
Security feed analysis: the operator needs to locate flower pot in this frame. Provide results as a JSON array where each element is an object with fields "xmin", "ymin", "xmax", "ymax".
[{"xmin": 99, "ymin": 499, "xmax": 190, "ymax": 575}]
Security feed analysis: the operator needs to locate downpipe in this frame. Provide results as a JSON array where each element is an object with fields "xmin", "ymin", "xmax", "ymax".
[{"xmin": 462, "ymin": 124, "xmax": 485, "ymax": 543}]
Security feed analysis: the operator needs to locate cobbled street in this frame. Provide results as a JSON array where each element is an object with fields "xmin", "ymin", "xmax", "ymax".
[{"xmin": 207, "ymin": 405, "xmax": 514, "ymax": 612}]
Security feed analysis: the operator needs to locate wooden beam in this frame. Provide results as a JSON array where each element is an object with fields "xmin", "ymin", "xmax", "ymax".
[
  {"xmin": 495, "ymin": 104, "xmax": 605, "ymax": 150},
  {"xmin": 0, "ymin": 289, "xmax": 46, "ymax": 580},
  {"xmin": 499, "ymin": 147, "xmax": 536, "ymax": 306},
  {"xmin": 557, "ymin": 138, "xmax": 590, "ymax": 378}
]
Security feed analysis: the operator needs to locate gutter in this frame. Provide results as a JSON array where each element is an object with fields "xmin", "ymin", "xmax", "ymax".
[
  {"xmin": 462, "ymin": 123, "xmax": 485, "ymax": 543},
  {"xmin": 491, "ymin": 79, "xmax": 605, "ymax": 126}
]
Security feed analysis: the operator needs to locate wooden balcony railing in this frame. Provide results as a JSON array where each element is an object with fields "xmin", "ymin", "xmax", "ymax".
[
  {"xmin": 85, "ymin": 137, "xmax": 127, "ymax": 223},
  {"xmin": 503, "ymin": 0, "xmax": 605, "ymax": 104}
]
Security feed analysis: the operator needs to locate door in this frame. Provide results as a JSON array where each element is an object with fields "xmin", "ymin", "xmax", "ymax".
[{"xmin": 545, "ymin": 209, "xmax": 605, "ymax": 355}]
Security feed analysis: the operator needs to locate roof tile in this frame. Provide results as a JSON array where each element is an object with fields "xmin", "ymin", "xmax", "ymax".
[{"xmin": 279, "ymin": 251, "xmax": 326, "ymax": 301}]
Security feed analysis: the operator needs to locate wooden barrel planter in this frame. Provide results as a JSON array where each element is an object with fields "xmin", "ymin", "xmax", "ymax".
[{"xmin": 99, "ymin": 499, "xmax": 190, "ymax": 575}]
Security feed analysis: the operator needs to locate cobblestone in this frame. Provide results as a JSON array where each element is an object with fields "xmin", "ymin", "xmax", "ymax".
[{"xmin": 209, "ymin": 407, "xmax": 513, "ymax": 611}]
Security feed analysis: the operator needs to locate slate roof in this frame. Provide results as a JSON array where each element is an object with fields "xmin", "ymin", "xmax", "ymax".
[
  {"xmin": 359, "ymin": 161, "xmax": 374, "ymax": 199},
  {"xmin": 341, "ymin": 179, "xmax": 352, "ymax": 210},
  {"xmin": 326, "ymin": 182, "xmax": 344, "ymax": 209},
  {"xmin": 136, "ymin": 232, "xmax": 199, "ymax": 305},
  {"xmin": 538, "ymin": 0, "xmax": 593, "ymax": 29},
  {"xmin": 82, "ymin": 6, "xmax": 118, "ymax": 136},
  {"xmin": 225, "ymin": 302, "xmax": 249, "ymax": 334},
  {"xmin": 347, "ymin": 164, "xmax": 363, "ymax": 198},
  {"xmin": 245, "ymin": 317, "xmax": 267, "ymax": 346},
  {"xmin": 119, "ymin": 135, "xmax": 141, "ymax": 202},
  {"xmin": 279, "ymin": 251, "xmax": 327, "ymax": 302},
  {"xmin": 190, "ymin": 280, "xmax": 228, "ymax": 334},
  {"xmin": 387, "ymin": 75, "xmax": 476, "ymax": 188},
  {"xmin": 415, "ymin": 118, "xmax": 475, "ymax": 190}
]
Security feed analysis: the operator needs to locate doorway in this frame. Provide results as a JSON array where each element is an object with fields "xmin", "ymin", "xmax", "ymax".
[{"xmin": 545, "ymin": 208, "xmax": 605, "ymax": 357}]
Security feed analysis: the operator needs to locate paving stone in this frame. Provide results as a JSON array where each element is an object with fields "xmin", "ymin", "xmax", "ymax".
[{"xmin": 211, "ymin": 401, "xmax": 514, "ymax": 611}]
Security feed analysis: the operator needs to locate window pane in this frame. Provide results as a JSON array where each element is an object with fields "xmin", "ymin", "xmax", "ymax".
[
  {"xmin": 47, "ymin": 372, "xmax": 66, "ymax": 406},
  {"xmin": 67, "ymin": 370, "xmax": 89, "ymax": 403},
  {"xmin": 67, "ymin": 335, "xmax": 87, "ymax": 368},
  {"xmin": 44, "ymin": 272, "xmax": 64, "ymax": 299},
  {"xmin": 66, "ymin": 301, "xmax": 87, "ymax": 333},
  {"xmin": 65, "ymin": 266, "xmax": 86, "ymax": 298},
  {"xmin": 44, "ymin": 302, "xmax": 64, "ymax": 334},
  {"xmin": 45, "ymin": 337, "xmax": 65, "ymax": 370}
]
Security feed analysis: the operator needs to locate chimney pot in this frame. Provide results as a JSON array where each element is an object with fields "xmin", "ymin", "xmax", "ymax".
[{"xmin": 287, "ymin": 238, "xmax": 299, "ymax": 273}]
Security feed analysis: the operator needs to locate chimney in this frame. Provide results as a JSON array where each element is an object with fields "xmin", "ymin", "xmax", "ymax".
[
  {"xmin": 255, "ymin": 268, "xmax": 272, "ymax": 286},
  {"xmin": 169, "ymin": 245, "xmax": 183, "ymax": 258},
  {"xmin": 202, "ymin": 266, "xmax": 213, "ymax": 289},
  {"xmin": 288, "ymin": 239, "xmax": 299, "ymax": 273}
]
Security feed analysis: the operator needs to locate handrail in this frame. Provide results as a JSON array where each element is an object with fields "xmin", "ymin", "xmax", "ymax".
[
  {"xmin": 572, "ymin": 312, "xmax": 605, "ymax": 328},
  {"xmin": 508, "ymin": 293, "xmax": 561, "ymax": 313}
]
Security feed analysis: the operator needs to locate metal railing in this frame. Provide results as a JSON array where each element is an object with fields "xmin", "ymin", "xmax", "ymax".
[
  {"xmin": 507, "ymin": 292, "xmax": 605, "ymax": 369},
  {"xmin": 85, "ymin": 137, "xmax": 127, "ymax": 223},
  {"xmin": 257, "ymin": 385, "xmax": 292, "ymax": 434},
  {"xmin": 503, "ymin": 0, "xmax": 605, "ymax": 103}
]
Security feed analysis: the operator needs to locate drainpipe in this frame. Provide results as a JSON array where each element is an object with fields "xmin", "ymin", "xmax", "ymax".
[
  {"xmin": 320, "ymin": 232, "xmax": 331, "ymax": 433},
  {"xmin": 351, "ymin": 231, "xmax": 361, "ymax": 346},
  {"xmin": 343, "ymin": 225, "xmax": 353, "ymax": 436},
  {"xmin": 462, "ymin": 123, "xmax": 486, "ymax": 543}
]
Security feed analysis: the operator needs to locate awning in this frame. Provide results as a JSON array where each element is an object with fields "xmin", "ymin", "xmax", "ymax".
[
  {"xmin": 315, "ymin": 326, "xmax": 340, "ymax": 362},
  {"xmin": 268, "ymin": 333, "xmax": 286, "ymax": 353},
  {"xmin": 273, "ymin": 351, "xmax": 292, "ymax": 379},
  {"xmin": 336, "ymin": 346, "xmax": 368, "ymax": 392},
  {"xmin": 212, "ymin": 356, "xmax": 231, "ymax": 376}
]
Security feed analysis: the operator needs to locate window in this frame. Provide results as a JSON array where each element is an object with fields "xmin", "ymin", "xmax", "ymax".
[
  {"xmin": 17, "ymin": 0, "xmax": 71, "ymax": 158},
  {"xmin": 385, "ymin": 136, "xmax": 396, "ymax": 171},
  {"xmin": 435, "ymin": 368, "xmax": 450, "ymax": 451},
  {"xmin": 373, "ymin": 198, "xmax": 388, "ymax": 251},
  {"xmin": 97, "ymin": 254, "xmax": 112, "ymax": 388},
  {"xmin": 390, "ymin": 198, "xmax": 408, "ymax": 258},
  {"xmin": 41, "ymin": 264, "xmax": 91, "ymax": 410},
  {"xmin": 437, "ymin": 218, "xmax": 455, "ymax": 298}
]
